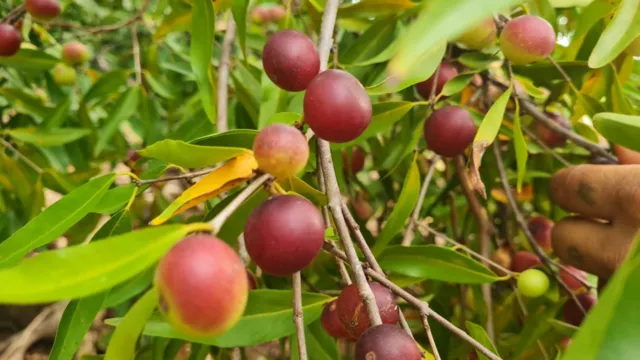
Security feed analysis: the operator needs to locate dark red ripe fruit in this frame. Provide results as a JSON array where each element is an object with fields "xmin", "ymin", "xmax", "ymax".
[
  {"xmin": 559, "ymin": 265, "xmax": 588, "ymax": 292},
  {"xmin": 416, "ymin": 61, "xmax": 458, "ymax": 99},
  {"xmin": 244, "ymin": 195, "xmax": 324, "ymax": 276},
  {"xmin": 511, "ymin": 251, "xmax": 542, "ymax": 272},
  {"xmin": 423, "ymin": 106, "xmax": 476, "ymax": 157},
  {"xmin": 25, "ymin": 0, "xmax": 61, "ymax": 20},
  {"xmin": 534, "ymin": 112, "xmax": 571, "ymax": 148},
  {"xmin": 563, "ymin": 292, "xmax": 597, "ymax": 326},
  {"xmin": 155, "ymin": 234, "xmax": 248, "ymax": 338},
  {"xmin": 336, "ymin": 282, "xmax": 400, "ymax": 338},
  {"xmin": 528, "ymin": 216, "xmax": 554, "ymax": 252},
  {"xmin": 342, "ymin": 146, "xmax": 366, "ymax": 174},
  {"xmin": 321, "ymin": 300, "xmax": 354, "ymax": 340},
  {"xmin": 262, "ymin": 30, "xmax": 320, "ymax": 92},
  {"xmin": 304, "ymin": 69, "xmax": 373, "ymax": 143},
  {"xmin": 355, "ymin": 324, "xmax": 422, "ymax": 360},
  {"xmin": 0, "ymin": 24, "xmax": 21, "ymax": 57}
]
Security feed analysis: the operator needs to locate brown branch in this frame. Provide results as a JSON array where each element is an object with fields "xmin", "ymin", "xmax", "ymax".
[
  {"xmin": 520, "ymin": 119, "xmax": 573, "ymax": 167},
  {"xmin": 454, "ymin": 156, "xmax": 495, "ymax": 339},
  {"xmin": 292, "ymin": 271, "xmax": 308, "ymax": 360},
  {"xmin": 216, "ymin": 14, "xmax": 236, "ymax": 133},
  {"xmin": 131, "ymin": 26, "xmax": 142, "ymax": 86},
  {"xmin": 402, "ymin": 156, "xmax": 440, "ymax": 246},
  {"xmin": 1, "ymin": 5, "xmax": 24, "ymax": 24},
  {"xmin": 323, "ymin": 241, "xmax": 502, "ymax": 360},
  {"xmin": 421, "ymin": 315, "xmax": 442, "ymax": 360},
  {"xmin": 134, "ymin": 168, "xmax": 213, "ymax": 186},
  {"xmin": 209, "ymin": 174, "xmax": 270, "ymax": 233}
]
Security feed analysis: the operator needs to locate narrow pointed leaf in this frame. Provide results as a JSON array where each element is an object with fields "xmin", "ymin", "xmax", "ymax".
[
  {"xmin": 138, "ymin": 139, "xmax": 252, "ymax": 168},
  {"xmin": 7, "ymin": 128, "xmax": 91, "ymax": 147},
  {"xmin": 191, "ymin": 0, "xmax": 216, "ymax": 123},
  {"xmin": 231, "ymin": 0, "xmax": 249, "ymax": 58},
  {"xmin": 94, "ymin": 87, "xmax": 140, "ymax": 156}
]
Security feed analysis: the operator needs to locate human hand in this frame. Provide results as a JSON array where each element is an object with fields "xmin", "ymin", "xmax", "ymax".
[{"xmin": 550, "ymin": 165, "xmax": 640, "ymax": 280}]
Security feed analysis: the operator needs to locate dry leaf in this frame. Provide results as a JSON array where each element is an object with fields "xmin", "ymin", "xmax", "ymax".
[{"xmin": 468, "ymin": 140, "xmax": 489, "ymax": 199}]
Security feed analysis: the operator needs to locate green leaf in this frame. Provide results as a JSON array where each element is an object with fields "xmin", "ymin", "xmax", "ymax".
[
  {"xmin": 0, "ymin": 223, "xmax": 209, "ymax": 304},
  {"xmin": 334, "ymin": 102, "xmax": 415, "ymax": 148},
  {"xmin": 367, "ymin": 42, "xmax": 446, "ymax": 95},
  {"xmin": 593, "ymin": 113, "xmax": 640, "ymax": 152},
  {"xmin": 231, "ymin": 0, "xmax": 249, "ymax": 58},
  {"xmin": 340, "ymin": 16, "xmax": 398, "ymax": 65},
  {"xmin": 94, "ymin": 87, "xmax": 141, "ymax": 156},
  {"xmin": 258, "ymin": 72, "xmax": 285, "ymax": 129},
  {"xmin": 372, "ymin": 155, "xmax": 420, "ymax": 256},
  {"xmin": 143, "ymin": 71, "xmax": 178, "ymax": 99},
  {"xmin": 378, "ymin": 246, "xmax": 504, "ymax": 284},
  {"xmin": 547, "ymin": 318, "xmax": 578, "ymax": 338},
  {"xmin": 0, "ymin": 49, "xmax": 59, "ymax": 71},
  {"xmin": 475, "ymin": 85, "xmax": 512, "ymax": 144},
  {"xmin": 104, "ymin": 268, "xmax": 154, "ymax": 308},
  {"xmin": 466, "ymin": 321, "xmax": 500, "ymax": 360},
  {"xmin": 512, "ymin": 101, "xmax": 528, "ymax": 192},
  {"xmin": 82, "ymin": 70, "xmax": 130, "ymax": 105},
  {"xmin": 0, "ymin": 88, "xmax": 51, "ymax": 119},
  {"xmin": 281, "ymin": 177, "xmax": 328, "ymax": 206},
  {"xmin": 457, "ymin": 52, "xmax": 501, "ymax": 70},
  {"xmin": 6, "ymin": 128, "xmax": 91, "ymax": 147},
  {"xmin": 442, "ymin": 71, "xmax": 477, "ymax": 96},
  {"xmin": 191, "ymin": 0, "xmax": 217, "ymax": 123},
  {"xmin": 291, "ymin": 321, "xmax": 340, "ymax": 360},
  {"xmin": 138, "ymin": 139, "xmax": 251, "ymax": 168},
  {"xmin": 513, "ymin": 303, "xmax": 564, "ymax": 358},
  {"xmin": 388, "ymin": 0, "xmax": 524, "ymax": 81},
  {"xmin": 588, "ymin": 0, "xmax": 640, "ymax": 68},
  {"xmin": 338, "ymin": 0, "xmax": 415, "ymax": 18},
  {"xmin": 265, "ymin": 112, "xmax": 302, "ymax": 127},
  {"xmin": 0, "ymin": 174, "xmax": 116, "ymax": 267},
  {"xmin": 191, "ymin": 129, "xmax": 258, "ymax": 149},
  {"xmin": 43, "ymin": 95, "xmax": 72, "ymax": 129},
  {"xmin": 105, "ymin": 288, "xmax": 159, "ymax": 360},
  {"xmin": 91, "ymin": 209, "xmax": 133, "ymax": 242},
  {"xmin": 216, "ymin": 190, "xmax": 269, "ymax": 244},
  {"xmin": 105, "ymin": 290, "xmax": 331, "ymax": 348}
]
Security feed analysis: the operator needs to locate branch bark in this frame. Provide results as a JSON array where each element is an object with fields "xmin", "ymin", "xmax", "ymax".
[
  {"xmin": 292, "ymin": 272, "xmax": 308, "ymax": 360},
  {"xmin": 209, "ymin": 174, "xmax": 270, "ymax": 233},
  {"xmin": 402, "ymin": 156, "xmax": 440, "ymax": 246},
  {"xmin": 216, "ymin": 14, "xmax": 236, "ymax": 133}
]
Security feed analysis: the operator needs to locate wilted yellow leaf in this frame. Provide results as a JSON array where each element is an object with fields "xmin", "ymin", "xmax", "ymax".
[{"xmin": 150, "ymin": 154, "xmax": 258, "ymax": 225}]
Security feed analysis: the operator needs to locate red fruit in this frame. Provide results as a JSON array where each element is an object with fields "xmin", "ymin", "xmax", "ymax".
[
  {"xmin": 62, "ymin": 41, "xmax": 90, "ymax": 65},
  {"xmin": 268, "ymin": 5, "xmax": 286, "ymax": 22},
  {"xmin": 262, "ymin": 30, "xmax": 320, "ymax": 92},
  {"xmin": 25, "ymin": 0, "xmax": 61, "ymax": 20},
  {"xmin": 352, "ymin": 197, "xmax": 372, "ymax": 221},
  {"xmin": 534, "ymin": 112, "xmax": 571, "ymax": 148},
  {"xmin": 423, "ymin": 106, "xmax": 476, "ymax": 157},
  {"xmin": 528, "ymin": 216, "xmax": 554, "ymax": 252},
  {"xmin": 0, "ymin": 24, "xmax": 21, "ymax": 57},
  {"xmin": 416, "ymin": 61, "xmax": 458, "ymax": 99},
  {"xmin": 155, "ymin": 234, "xmax": 248, "ymax": 338},
  {"xmin": 559, "ymin": 265, "xmax": 587, "ymax": 292},
  {"xmin": 355, "ymin": 324, "xmax": 422, "ymax": 360},
  {"xmin": 336, "ymin": 282, "xmax": 400, "ymax": 338},
  {"xmin": 244, "ymin": 195, "xmax": 325, "ymax": 276},
  {"xmin": 500, "ymin": 15, "xmax": 556, "ymax": 65},
  {"xmin": 127, "ymin": 149, "xmax": 141, "ymax": 163},
  {"xmin": 304, "ymin": 69, "xmax": 373, "ymax": 143},
  {"xmin": 321, "ymin": 300, "xmax": 354, "ymax": 340},
  {"xmin": 511, "ymin": 251, "xmax": 542, "ymax": 272},
  {"xmin": 342, "ymin": 146, "xmax": 366, "ymax": 174},
  {"xmin": 563, "ymin": 292, "xmax": 597, "ymax": 326},
  {"xmin": 253, "ymin": 124, "xmax": 309, "ymax": 179}
]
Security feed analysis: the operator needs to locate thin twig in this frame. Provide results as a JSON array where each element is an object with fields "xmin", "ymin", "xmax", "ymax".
[
  {"xmin": 323, "ymin": 241, "xmax": 502, "ymax": 360},
  {"xmin": 134, "ymin": 168, "xmax": 213, "ymax": 186},
  {"xmin": 131, "ymin": 26, "xmax": 142, "ymax": 86},
  {"xmin": 217, "ymin": 14, "xmax": 236, "ymax": 132},
  {"xmin": 547, "ymin": 56, "xmax": 578, "ymax": 92},
  {"xmin": 0, "ymin": 138, "xmax": 43, "ymax": 174},
  {"xmin": 315, "ymin": 0, "xmax": 382, "ymax": 326},
  {"xmin": 86, "ymin": 0, "xmax": 151, "ymax": 34},
  {"xmin": 402, "ymin": 156, "xmax": 440, "ymax": 246},
  {"xmin": 454, "ymin": 156, "xmax": 495, "ymax": 340},
  {"xmin": 1, "ymin": 5, "xmax": 24, "ymax": 24},
  {"xmin": 421, "ymin": 315, "xmax": 442, "ymax": 360},
  {"xmin": 520, "ymin": 120, "xmax": 572, "ymax": 167},
  {"xmin": 292, "ymin": 272, "xmax": 308, "ymax": 360},
  {"xmin": 209, "ymin": 174, "xmax": 270, "ymax": 233}
]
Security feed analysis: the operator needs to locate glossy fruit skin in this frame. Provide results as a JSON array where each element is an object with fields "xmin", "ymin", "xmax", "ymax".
[
  {"xmin": 416, "ymin": 62, "xmax": 458, "ymax": 99},
  {"xmin": 528, "ymin": 216, "xmax": 554, "ymax": 252},
  {"xmin": 500, "ymin": 15, "xmax": 556, "ymax": 65},
  {"xmin": 321, "ymin": 300, "xmax": 354, "ymax": 340},
  {"xmin": 304, "ymin": 69, "xmax": 373, "ymax": 143},
  {"xmin": 563, "ymin": 292, "xmax": 597, "ymax": 326},
  {"xmin": 423, "ymin": 106, "xmax": 476, "ymax": 157},
  {"xmin": 457, "ymin": 18, "xmax": 497, "ymax": 50},
  {"xmin": 62, "ymin": 41, "xmax": 90, "ymax": 65},
  {"xmin": 626, "ymin": 36, "xmax": 640, "ymax": 56},
  {"xmin": 518, "ymin": 269, "xmax": 550, "ymax": 298},
  {"xmin": 342, "ymin": 146, "xmax": 365, "ymax": 174},
  {"xmin": 25, "ymin": 0, "xmax": 61, "ymax": 20},
  {"xmin": 52, "ymin": 63, "xmax": 77, "ymax": 87},
  {"xmin": 244, "ymin": 195, "xmax": 325, "ymax": 276},
  {"xmin": 0, "ymin": 24, "xmax": 21, "ymax": 57},
  {"xmin": 511, "ymin": 251, "xmax": 542, "ymax": 272},
  {"xmin": 534, "ymin": 112, "xmax": 571, "ymax": 148},
  {"xmin": 262, "ymin": 30, "xmax": 320, "ymax": 92},
  {"xmin": 336, "ymin": 282, "xmax": 400, "ymax": 338},
  {"xmin": 355, "ymin": 324, "xmax": 422, "ymax": 360},
  {"xmin": 559, "ymin": 265, "xmax": 587, "ymax": 292},
  {"xmin": 253, "ymin": 124, "xmax": 309, "ymax": 179},
  {"xmin": 155, "ymin": 234, "xmax": 249, "ymax": 338}
]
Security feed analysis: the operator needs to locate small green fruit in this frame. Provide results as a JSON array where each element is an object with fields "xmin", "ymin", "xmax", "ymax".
[
  {"xmin": 52, "ymin": 63, "xmax": 77, "ymax": 87},
  {"xmin": 518, "ymin": 269, "xmax": 550, "ymax": 298},
  {"xmin": 456, "ymin": 18, "xmax": 497, "ymax": 50}
]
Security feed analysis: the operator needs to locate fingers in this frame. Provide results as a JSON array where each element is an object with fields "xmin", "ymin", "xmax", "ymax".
[
  {"xmin": 551, "ymin": 216, "xmax": 636, "ymax": 278},
  {"xmin": 549, "ymin": 164, "xmax": 640, "ymax": 225}
]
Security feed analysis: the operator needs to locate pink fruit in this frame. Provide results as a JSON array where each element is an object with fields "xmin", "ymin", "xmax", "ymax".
[
  {"xmin": 500, "ymin": 15, "xmax": 556, "ymax": 65},
  {"xmin": 262, "ymin": 30, "xmax": 320, "ymax": 92},
  {"xmin": 253, "ymin": 124, "xmax": 309, "ymax": 179}
]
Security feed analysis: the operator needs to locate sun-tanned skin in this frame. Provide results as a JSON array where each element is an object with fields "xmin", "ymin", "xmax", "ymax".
[{"xmin": 550, "ymin": 165, "xmax": 640, "ymax": 281}]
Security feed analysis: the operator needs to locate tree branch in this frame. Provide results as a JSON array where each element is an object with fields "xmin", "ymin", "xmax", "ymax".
[
  {"xmin": 134, "ymin": 168, "xmax": 214, "ymax": 186},
  {"xmin": 209, "ymin": 174, "xmax": 270, "ymax": 233},
  {"xmin": 0, "ymin": 138, "xmax": 43, "ymax": 174},
  {"xmin": 292, "ymin": 271, "xmax": 308, "ymax": 360},
  {"xmin": 216, "ymin": 14, "xmax": 236, "ymax": 133},
  {"xmin": 402, "ymin": 155, "xmax": 440, "ymax": 246},
  {"xmin": 131, "ymin": 25, "xmax": 142, "ymax": 86}
]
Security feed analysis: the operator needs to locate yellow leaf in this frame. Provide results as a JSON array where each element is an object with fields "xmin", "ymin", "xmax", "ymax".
[{"xmin": 150, "ymin": 154, "xmax": 258, "ymax": 225}]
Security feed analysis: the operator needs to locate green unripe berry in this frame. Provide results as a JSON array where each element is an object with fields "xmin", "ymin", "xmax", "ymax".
[
  {"xmin": 517, "ymin": 269, "xmax": 550, "ymax": 298},
  {"xmin": 52, "ymin": 63, "xmax": 77, "ymax": 87}
]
